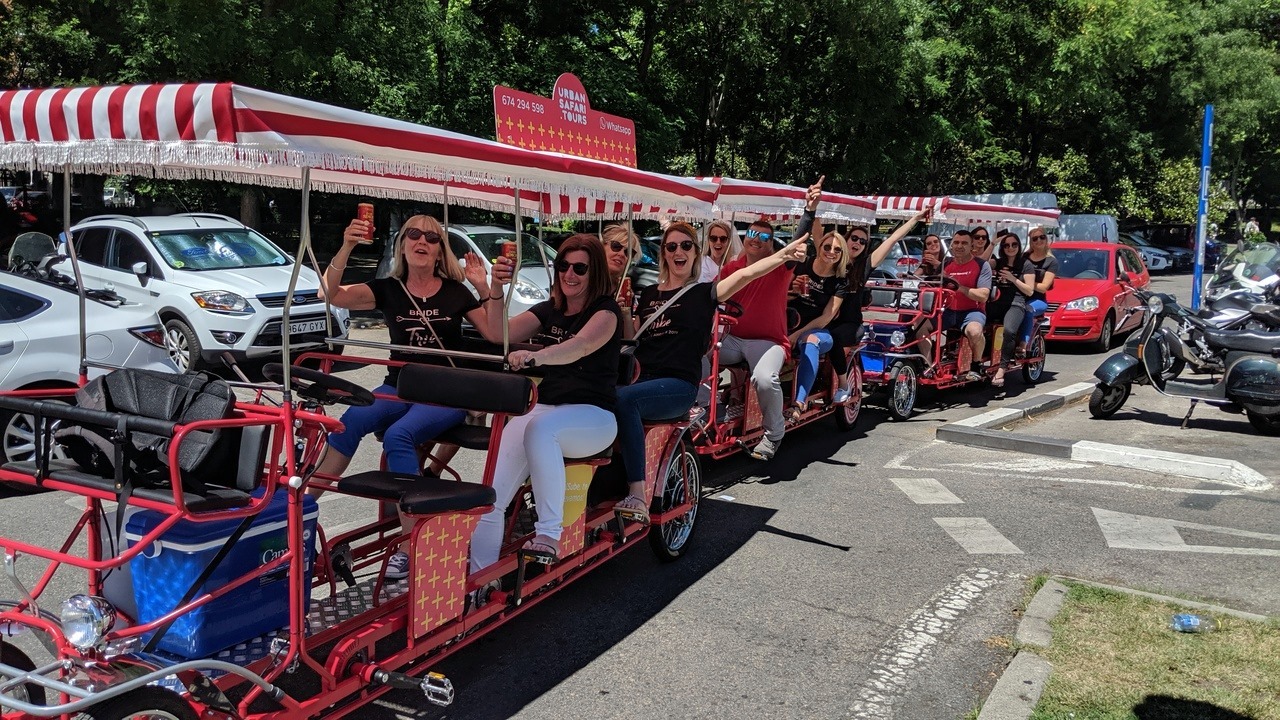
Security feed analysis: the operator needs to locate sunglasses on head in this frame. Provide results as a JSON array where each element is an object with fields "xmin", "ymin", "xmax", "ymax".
[
  {"xmin": 745, "ymin": 229, "xmax": 772, "ymax": 241},
  {"xmin": 664, "ymin": 240, "xmax": 696, "ymax": 253},
  {"xmin": 708, "ymin": 233, "xmax": 730, "ymax": 243},
  {"xmin": 554, "ymin": 259, "xmax": 589, "ymax": 276},
  {"xmin": 404, "ymin": 228, "xmax": 442, "ymax": 244},
  {"xmin": 607, "ymin": 241, "xmax": 631, "ymax": 255}
]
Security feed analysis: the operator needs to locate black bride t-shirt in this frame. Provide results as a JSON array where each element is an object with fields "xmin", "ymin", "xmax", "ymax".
[
  {"xmin": 529, "ymin": 295, "xmax": 623, "ymax": 411},
  {"xmin": 633, "ymin": 281, "xmax": 719, "ymax": 386},
  {"xmin": 368, "ymin": 276, "xmax": 480, "ymax": 386}
]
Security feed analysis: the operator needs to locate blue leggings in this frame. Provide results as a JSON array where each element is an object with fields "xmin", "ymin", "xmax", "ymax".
[
  {"xmin": 1019, "ymin": 300, "xmax": 1048, "ymax": 343},
  {"xmin": 794, "ymin": 329, "xmax": 834, "ymax": 405},
  {"xmin": 327, "ymin": 384, "xmax": 466, "ymax": 475},
  {"xmin": 614, "ymin": 378, "xmax": 698, "ymax": 485}
]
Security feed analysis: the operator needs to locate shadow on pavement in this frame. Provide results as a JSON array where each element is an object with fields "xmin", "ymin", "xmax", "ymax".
[{"xmin": 396, "ymin": 498, "xmax": 777, "ymax": 719}]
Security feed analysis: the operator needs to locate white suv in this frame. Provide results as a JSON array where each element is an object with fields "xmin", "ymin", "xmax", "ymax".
[{"xmin": 58, "ymin": 214, "xmax": 349, "ymax": 372}]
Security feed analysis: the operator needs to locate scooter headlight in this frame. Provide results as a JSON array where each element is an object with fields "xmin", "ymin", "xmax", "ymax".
[
  {"xmin": 1146, "ymin": 294, "xmax": 1164, "ymax": 316},
  {"xmin": 889, "ymin": 330, "xmax": 907, "ymax": 348},
  {"xmin": 61, "ymin": 595, "xmax": 116, "ymax": 651}
]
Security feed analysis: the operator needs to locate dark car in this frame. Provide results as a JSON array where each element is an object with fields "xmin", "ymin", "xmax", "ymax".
[
  {"xmin": 1124, "ymin": 224, "xmax": 1205, "ymax": 271},
  {"xmin": 630, "ymin": 237, "xmax": 661, "ymax": 291}
]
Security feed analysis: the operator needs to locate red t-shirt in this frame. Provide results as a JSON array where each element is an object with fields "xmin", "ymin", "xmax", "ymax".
[
  {"xmin": 719, "ymin": 256, "xmax": 795, "ymax": 353},
  {"xmin": 945, "ymin": 257, "xmax": 990, "ymax": 312}
]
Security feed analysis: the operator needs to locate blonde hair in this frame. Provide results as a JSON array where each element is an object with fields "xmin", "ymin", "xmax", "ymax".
[
  {"xmin": 703, "ymin": 219, "xmax": 742, "ymax": 265},
  {"xmin": 819, "ymin": 231, "xmax": 851, "ymax": 278},
  {"xmin": 389, "ymin": 215, "xmax": 464, "ymax": 283},
  {"xmin": 658, "ymin": 222, "xmax": 704, "ymax": 287},
  {"xmin": 1029, "ymin": 226, "xmax": 1055, "ymax": 258},
  {"xmin": 601, "ymin": 224, "xmax": 640, "ymax": 256}
]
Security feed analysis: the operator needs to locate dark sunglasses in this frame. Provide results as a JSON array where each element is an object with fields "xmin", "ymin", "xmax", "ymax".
[
  {"xmin": 745, "ymin": 229, "xmax": 772, "ymax": 241},
  {"xmin": 1002, "ymin": 241, "xmax": 1021, "ymax": 249},
  {"xmin": 664, "ymin": 240, "xmax": 696, "ymax": 253},
  {"xmin": 708, "ymin": 234, "xmax": 730, "ymax": 243},
  {"xmin": 1029, "ymin": 234, "xmax": 1048, "ymax": 241},
  {"xmin": 849, "ymin": 235, "xmax": 868, "ymax": 244},
  {"xmin": 973, "ymin": 233, "xmax": 989, "ymax": 240},
  {"xmin": 403, "ymin": 228, "xmax": 442, "ymax": 244},
  {"xmin": 821, "ymin": 243, "xmax": 844, "ymax": 254},
  {"xmin": 554, "ymin": 259, "xmax": 589, "ymax": 276},
  {"xmin": 607, "ymin": 241, "xmax": 631, "ymax": 255}
]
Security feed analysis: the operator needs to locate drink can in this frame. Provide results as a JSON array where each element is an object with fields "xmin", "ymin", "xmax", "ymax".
[
  {"xmin": 356, "ymin": 203, "xmax": 374, "ymax": 243},
  {"xmin": 501, "ymin": 241, "xmax": 519, "ymax": 263},
  {"xmin": 798, "ymin": 274, "xmax": 811, "ymax": 297}
]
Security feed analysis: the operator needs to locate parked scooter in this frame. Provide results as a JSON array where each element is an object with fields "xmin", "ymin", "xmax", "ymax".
[
  {"xmin": 1205, "ymin": 241, "xmax": 1280, "ymax": 302},
  {"xmin": 1092, "ymin": 290, "xmax": 1280, "ymax": 435}
]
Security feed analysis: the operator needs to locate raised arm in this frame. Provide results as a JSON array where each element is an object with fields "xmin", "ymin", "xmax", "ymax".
[
  {"xmin": 318, "ymin": 219, "xmax": 377, "ymax": 310},
  {"xmin": 482, "ymin": 256, "xmax": 543, "ymax": 343},
  {"xmin": 868, "ymin": 207, "xmax": 931, "ymax": 268},
  {"xmin": 715, "ymin": 236, "xmax": 809, "ymax": 301},
  {"xmin": 791, "ymin": 175, "xmax": 825, "ymax": 242}
]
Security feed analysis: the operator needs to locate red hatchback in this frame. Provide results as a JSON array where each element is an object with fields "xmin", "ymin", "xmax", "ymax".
[{"xmin": 1044, "ymin": 241, "xmax": 1150, "ymax": 351}]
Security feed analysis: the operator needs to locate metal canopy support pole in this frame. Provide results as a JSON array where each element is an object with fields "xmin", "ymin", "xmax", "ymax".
[
  {"xmin": 1192, "ymin": 104, "xmax": 1215, "ymax": 311},
  {"xmin": 443, "ymin": 182, "xmax": 451, "ymax": 237},
  {"xmin": 619, "ymin": 206, "xmax": 635, "ymax": 301},
  {"xmin": 62, "ymin": 169, "xmax": 88, "ymax": 378},
  {"xmin": 504, "ymin": 189, "xmax": 523, "ymax": 360},
  {"xmin": 282, "ymin": 167, "xmax": 313, "ymax": 406}
]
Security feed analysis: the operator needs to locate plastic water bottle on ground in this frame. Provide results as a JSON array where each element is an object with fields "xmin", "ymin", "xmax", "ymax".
[{"xmin": 1169, "ymin": 613, "xmax": 1218, "ymax": 633}]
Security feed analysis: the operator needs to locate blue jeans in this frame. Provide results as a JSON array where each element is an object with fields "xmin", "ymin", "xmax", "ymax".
[
  {"xmin": 1020, "ymin": 300, "xmax": 1048, "ymax": 343},
  {"xmin": 794, "ymin": 329, "xmax": 833, "ymax": 405},
  {"xmin": 615, "ymin": 378, "xmax": 698, "ymax": 484},
  {"xmin": 327, "ymin": 384, "xmax": 466, "ymax": 475}
]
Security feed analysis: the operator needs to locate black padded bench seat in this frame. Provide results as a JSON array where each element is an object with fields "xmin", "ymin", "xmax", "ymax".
[
  {"xmin": 433, "ymin": 424, "xmax": 491, "ymax": 451},
  {"xmin": 1, "ymin": 460, "xmax": 251, "ymax": 512},
  {"xmin": 336, "ymin": 471, "xmax": 496, "ymax": 515},
  {"xmin": 1202, "ymin": 327, "xmax": 1280, "ymax": 356}
]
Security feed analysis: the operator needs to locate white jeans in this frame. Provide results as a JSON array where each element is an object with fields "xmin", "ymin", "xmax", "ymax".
[
  {"xmin": 719, "ymin": 334, "xmax": 787, "ymax": 442},
  {"xmin": 470, "ymin": 403, "xmax": 617, "ymax": 571}
]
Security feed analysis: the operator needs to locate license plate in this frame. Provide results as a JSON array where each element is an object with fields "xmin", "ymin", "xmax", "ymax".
[{"xmin": 289, "ymin": 319, "xmax": 327, "ymax": 335}]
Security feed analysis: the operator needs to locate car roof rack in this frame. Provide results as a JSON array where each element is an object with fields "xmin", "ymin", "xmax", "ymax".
[
  {"xmin": 171, "ymin": 212, "xmax": 243, "ymax": 227},
  {"xmin": 78, "ymin": 214, "xmax": 150, "ymax": 231}
]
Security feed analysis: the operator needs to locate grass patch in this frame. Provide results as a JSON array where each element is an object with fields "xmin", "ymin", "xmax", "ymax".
[{"xmin": 1032, "ymin": 583, "xmax": 1280, "ymax": 719}]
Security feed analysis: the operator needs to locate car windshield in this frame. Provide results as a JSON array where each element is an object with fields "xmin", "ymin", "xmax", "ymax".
[
  {"xmin": 150, "ymin": 229, "xmax": 290, "ymax": 271},
  {"xmin": 1055, "ymin": 249, "xmax": 1112, "ymax": 279},
  {"xmin": 467, "ymin": 231, "xmax": 556, "ymax": 267}
]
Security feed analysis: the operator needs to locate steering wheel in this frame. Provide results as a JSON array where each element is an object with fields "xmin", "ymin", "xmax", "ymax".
[
  {"xmin": 1077, "ymin": 270, "xmax": 1104, "ymax": 280},
  {"xmin": 262, "ymin": 363, "xmax": 375, "ymax": 407},
  {"xmin": 940, "ymin": 276, "xmax": 960, "ymax": 291},
  {"xmin": 720, "ymin": 299, "xmax": 745, "ymax": 318}
]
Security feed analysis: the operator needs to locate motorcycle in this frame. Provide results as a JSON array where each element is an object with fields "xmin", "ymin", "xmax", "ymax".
[
  {"xmin": 1205, "ymin": 241, "xmax": 1280, "ymax": 302},
  {"xmin": 1091, "ymin": 290, "xmax": 1280, "ymax": 435}
]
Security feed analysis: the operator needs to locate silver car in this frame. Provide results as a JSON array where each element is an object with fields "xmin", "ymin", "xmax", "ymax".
[
  {"xmin": 1, "ymin": 269, "xmax": 178, "ymax": 465},
  {"xmin": 445, "ymin": 225, "xmax": 558, "ymax": 316}
]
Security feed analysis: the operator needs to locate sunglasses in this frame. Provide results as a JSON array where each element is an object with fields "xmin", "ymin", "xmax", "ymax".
[
  {"xmin": 849, "ymin": 235, "xmax": 868, "ymax": 244},
  {"xmin": 708, "ymin": 234, "xmax": 730, "ymax": 243},
  {"xmin": 607, "ymin": 241, "xmax": 631, "ymax": 255},
  {"xmin": 1002, "ymin": 242, "xmax": 1021, "ymax": 249},
  {"xmin": 403, "ymin": 228, "xmax": 442, "ymax": 244},
  {"xmin": 745, "ymin": 229, "xmax": 772, "ymax": 241},
  {"xmin": 665, "ymin": 240, "xmax": 696, "ymax": 253},
  {"xmin": 821, "ymin": 243, "xmax": 844, "ymax": 254},
  {"xmin": 554, "ymin": 259, "xmax": 589, "ymax": 276},
  {"xmin": 1029, "ymin": 234, "xmax": 1048, "ymax": 241},
  {"xmin": 973, "ymin": 234, "xmax": 989, "ymax": 240}
]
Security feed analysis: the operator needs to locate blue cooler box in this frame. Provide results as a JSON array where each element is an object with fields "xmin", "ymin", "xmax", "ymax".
[{"xmin": 126, "ymin": 491, "xmax": 318, "ymax": 658}]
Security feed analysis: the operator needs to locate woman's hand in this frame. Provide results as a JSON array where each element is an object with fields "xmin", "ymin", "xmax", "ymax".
[
  {"xmin": 342, "ymin": 219, "xmax": 372, "ymax": 247},
  {"xmin": 805, "ymin": 176, "xmax": 824, "ymax": 212},
  {"xmin": 508, "ymin": 349, "xmax": 538, "ymax": 370},
  {"xmin": 998, "ymin": 268, "xmax": 1015, "ymax": 284},
  {"xmin": 463, "ymin": 252, "xmax": 488, "ymax": 290},
  {"xmin": 491, "ymin": 256, "xmax": 516, "ymax": 287}
]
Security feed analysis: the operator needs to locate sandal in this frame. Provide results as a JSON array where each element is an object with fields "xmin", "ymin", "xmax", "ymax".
[
  {"xmin": 788, "ymin": 400, "xmax": 808, "ymax": 422},
  {"xmin": 614, "ymin": 494, "xmax": 650, "ymax": 525},
  {"xmin": 991, "ymin": 372, "xmax": 1005, "ymax": 388},
  {"xmin": 521, "ymin": 535, "xmax": 560, "ymax": 565}
]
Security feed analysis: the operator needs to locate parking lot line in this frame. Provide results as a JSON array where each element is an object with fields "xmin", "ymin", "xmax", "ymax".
[
  {"xmin": 934, "ymin": 518, "xmax": 1024, "ymax": 554},
  {"xmin": 891, "ymin": 477, "xmax": 963, "ymax": 504}
]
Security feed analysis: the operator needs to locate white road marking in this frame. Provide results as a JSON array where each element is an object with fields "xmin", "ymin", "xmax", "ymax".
[
  {"xmin": 1093, "ymin": 508, "xmax": 1280, "ymax": 556},
  {"xmin": 942, "ymin": 458, "xmax": 1089, "ymax": 473},
  {"xmin": 890, "ymin": 478, "xmax": 963, "ymax": 505},
  {"xmin": 886, "ymin": 445, "xmax": 1247, "ymax": 496},
  {"xmin": 934, "ymin": 518, "xmax": 1023, "ymax": 554},
  {"xmin": 849, "ymin": 568, "xmax": 1004, "ymax": 718}
]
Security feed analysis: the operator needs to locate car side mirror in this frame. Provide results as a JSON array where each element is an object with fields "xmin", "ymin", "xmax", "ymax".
[
  {"xmin": 131, "ymin": 261, "xmax": 148, "ymax": 276},
  {"xmin": 1118, "ymin": 271, "xmax": 1130, "ymax": 284}
]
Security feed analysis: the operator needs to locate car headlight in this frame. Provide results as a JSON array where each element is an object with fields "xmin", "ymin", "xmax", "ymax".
[
  {"xmin": 513, "ymin": 279, "xmax": 547, "ymax": 302},
  {"xmin": 1064, "ymin": 296, "xmax": 1099, "ymax": 312},
  {"xmin": 889, "ymin": 330, "xmax": 907, "ymax": 347},
  {"xmin": 61, "ymin": 595, "xmax": 116, "ymax": 651},
  {"xmin": 192, "ymin": 290, "xmax": 254, "ymax": 314}
]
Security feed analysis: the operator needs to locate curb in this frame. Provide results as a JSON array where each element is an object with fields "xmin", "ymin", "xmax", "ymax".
[
  {"xmin": 936, "ymin": 382, "xmax": 1270, "ymax": 489},
  {"xmin": 976, "ymin": 576, "xmax": 1275, "ymax": 720}
]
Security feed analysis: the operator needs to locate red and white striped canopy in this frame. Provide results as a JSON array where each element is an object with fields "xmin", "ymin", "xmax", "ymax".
[
  {"xmin": 700, "ymin": 177, "xmax": 876, "ymax": 224},
  {"xmin": 0, "ymin": 83, "xmax": 718, "ymax": 218},
  {"xmin": 859, "ymin": 195, "xmax": 1060, "ymax": 227}
]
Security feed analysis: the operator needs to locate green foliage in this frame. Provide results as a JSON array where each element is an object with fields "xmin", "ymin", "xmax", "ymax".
[{"xmin": 3, "ymin": 0, "xmax": 1280, "ymax": 225}]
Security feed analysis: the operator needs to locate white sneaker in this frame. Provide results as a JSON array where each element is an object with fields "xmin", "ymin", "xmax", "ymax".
[
  {"xmin": 385, "ymin": 551, "xmax": 410, "ymax": 580},
  {"xmin": 832, "ymin": 387, "xmax": 852, "ymax": 405}
]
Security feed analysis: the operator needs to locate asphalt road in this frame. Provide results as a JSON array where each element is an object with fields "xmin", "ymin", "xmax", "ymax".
[{"xmin": 3, "ymin": 269, "xmax": 1276, "ymax": 720}]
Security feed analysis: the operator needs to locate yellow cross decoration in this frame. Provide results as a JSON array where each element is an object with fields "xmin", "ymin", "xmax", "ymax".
[
  {"xmin": 517, "ymin": 119, "xmax": 525, "ymax": 132},
  {"xmin": 518, "ymin": 139, "xmax": 527, "ymax": 148},
  {"xmin": 557, "ymin": 128, "xmax": 565, "ymax": 139},
  {"xmin": 505, "ymin": 117, "xmax": 514, "ymax": 129}
]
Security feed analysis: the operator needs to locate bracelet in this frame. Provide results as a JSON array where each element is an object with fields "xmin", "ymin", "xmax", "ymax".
[
  {"xmin": 329, "ymin": 263, "xmax": 346, "ymax": 272},
  {"xmin": 477, "ymin": 294, "xmax": 491, "ymax": 302}
]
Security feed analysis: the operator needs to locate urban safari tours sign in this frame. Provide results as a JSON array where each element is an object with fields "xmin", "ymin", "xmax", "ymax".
[{"xmin": 492, "ymin": 73, "xmax": 638, "ymax": 167}]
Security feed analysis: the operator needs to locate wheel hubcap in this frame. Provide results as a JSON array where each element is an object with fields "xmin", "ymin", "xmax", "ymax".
[
  {"xmin": 661, "ymin": 449, "xmax": 699, "ymax": 552},
  {"xmin": 4, "ymin": 412, "xmax": 67, "ymax": 464},
  {"xmin": 894, "ymin": 368, "xmax": 916, "ymax": 414},
  {"xmin": 166, "ymin": 327, "xmax": 190, "ymax": 370}
]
